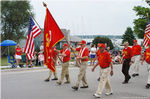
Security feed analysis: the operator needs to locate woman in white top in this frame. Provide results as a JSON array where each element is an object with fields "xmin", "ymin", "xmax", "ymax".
[{"xmin": 90, "ymin": 44, "xmax": 97, "ymax": 65}]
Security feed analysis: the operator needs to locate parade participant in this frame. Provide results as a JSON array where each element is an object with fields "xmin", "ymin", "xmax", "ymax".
[
  {"xmin": 15, "ymin": 44, "xmax": 22, "ymax": 67},
  {"xmin": 92, "ymin": 43, "xmax": 113, "ymax": 98},
  {"xmin": 56, "ymin": 43, "xmax": 71, "ymax": 85},
  {"xmin": 122, "ymin": 42, "xmax": 133, "ymax": 84},
  {"xmin": 45, "ymin": 46, "xmax": 58, "ymax": 81},
  {"xmin": 141, "ymin": 41, "xmax": 150, "ymax": 89},
  {"xmin": 71, "ymin": 40, "xmax": 89, "ymax": 91},
  {"xmin": 132, "ymin": 40, "xmax": 142, "ymax": 77}
]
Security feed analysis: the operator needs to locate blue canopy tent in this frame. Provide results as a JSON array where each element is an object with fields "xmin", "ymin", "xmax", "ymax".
[
  {"xmin": 0, "ymin": 40, "xmax": 17, "ymax": 67},
  {"xmin": 0, "ymin": 40, "xmax": 17, "ymax": 55}
]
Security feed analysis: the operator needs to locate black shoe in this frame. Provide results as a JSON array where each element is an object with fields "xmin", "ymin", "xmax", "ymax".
[
  {"xmin": 146, "ymin": 84, "xmax": 150, "ymax": 89},
  {"xmin": 122, "ymin": 81, "xmax": 128, "ymax": 84},
  {"xmin": 132, "ymin": 74, "xmax": 136, "ymax": 77},
  {"xmin": 135, "ymin": 74, "xmax": 139, "ymax": 76},
  {"xmin": 80, "ymin": 86, "xmax": 88, "ymax": 88},
  {"xmin": 44, "ymin": 79, "xmax": 49, "ymax": 82},
  {"xmin": 72, "ymin": 86, "xmax": 78, "ymax": 91},
  {"xmin": 97, "ymin": 77, "xmax": 100, "ymax": 81},
  {"xmin": 52, "ymin": 78, "xmax": 58, "ymax": 80}
]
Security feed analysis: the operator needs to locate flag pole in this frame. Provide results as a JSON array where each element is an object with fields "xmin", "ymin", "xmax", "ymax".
[
  {"xmin": 43, "ymin": 2, "xmax": 80, "ymax": 65},
  {"xmin": 27, "ymin": 10, "xmax": 43, "ymax": 31},
  {"xmin": 147, "ymin": 13, "xmax": 149, "ymax": 24}
]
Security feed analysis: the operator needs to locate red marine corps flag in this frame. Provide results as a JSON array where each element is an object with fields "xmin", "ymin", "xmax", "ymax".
[{"xmin": 44, "ymin": 6, "xmax": 65, "ymax": 72}]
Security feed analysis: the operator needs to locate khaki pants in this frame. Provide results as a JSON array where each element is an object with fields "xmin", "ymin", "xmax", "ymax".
[
  {"xmin": 96, "ymin": 67, "xmax": 112, "ymax": 94},
  {"xmin": 75, "ymin": 62, "xmax": 88, "ymax": 87},
  {"xmin": 146, "ymin": 63, "xmax": 150, "ymax": 84},
  {"xmin": 47, "ymin": 69, "xmax": 58, "ymax": 80},
  {"xmin": 58, "ymin": 62, "xmax": 70, "ymax": 83},
  {"xmin": 132, "ymin": 55, "xmax": 141, "ymax": 74}
]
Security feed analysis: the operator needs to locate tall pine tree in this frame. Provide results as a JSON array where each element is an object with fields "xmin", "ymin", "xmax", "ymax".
[{"xmin": 122, "ymin": 27, "xmax": 135, "ymax": 46}]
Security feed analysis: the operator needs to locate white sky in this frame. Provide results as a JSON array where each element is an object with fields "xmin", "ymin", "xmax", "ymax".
[{"xmin": 30, "ymin": 0, "xmax": 149, "ymax": 36}]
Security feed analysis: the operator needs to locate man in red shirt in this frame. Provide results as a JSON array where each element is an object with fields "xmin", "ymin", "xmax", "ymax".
[
  {"xmin": 122, "ymin": 42, "xmax": 133, "ymax": 84},
  {"xmin": 141, "ymin": 41, "xmax": 150, "ymax": 89},
  {"xmin": 57, "ymin": 43, "xmax": 71, "ymax": 85},
  {"xmin": 45, "ymin": 46, "xmax": 58, "ymax": 82},
  {"xmin": 92, "ymin": 43, "xmax": 113, "ymax": 98},
  {"xmin": 132, "ymin": 40, "xmax": 142, "ymax": 77},
  {"xmin": 71, "ymin": 40, "xmax": 89, "ymax": 91},
  {"xmin": 15, "ymin": 44, "xmax": 22, "ymax": 67}
]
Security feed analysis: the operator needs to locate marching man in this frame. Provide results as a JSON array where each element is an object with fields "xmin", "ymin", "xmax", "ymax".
[
  {"xmin": 132, "ymin": 40, "xmax": 142, "ymax": 77},
  {"xmin": 71, "ymin": 40, "xmax": 89, "ymax": 91},
  {"xmin": 92, "ymin": 43, "xmax": 113, "ymax": 98},
  {"xmin": 57, "ymin": 43, "xmax": 71, "ymax": 85},
  {"xmin": 122, "ymin": 42, "xmax": 133, "ymax": 84},
  {"xmin": 45, "ymin": 46, "xmax": 58, "ymax": 81},
  {"xmin": 141, "ymin": 41, "xmax": 150, "ymax": 89}
]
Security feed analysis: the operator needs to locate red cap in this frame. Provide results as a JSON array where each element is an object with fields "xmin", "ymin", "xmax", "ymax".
[
  {"xmin": 63, "ymin": 43, "xmax": 68, "ymax": 47},
  {"xmin": 98, "ymin": 43, "xmax": 106, "ymax": 48},
  {"xmin": 133, "ymin": 40, "xmax": 137, "ymax": 43},
  {"xmin": 78, "ymin": 40, "xmax": 86, "ymax": 45}
]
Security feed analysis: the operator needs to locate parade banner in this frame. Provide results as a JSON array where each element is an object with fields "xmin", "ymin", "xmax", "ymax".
[{"xmin": 44, "ymin": 8, "xmax": 65, "ymax": 72}]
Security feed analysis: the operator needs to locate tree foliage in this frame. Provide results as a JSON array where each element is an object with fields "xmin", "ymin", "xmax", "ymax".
[
  {"xmin": 92, "ymin": 37, "xmax": 114, "ymax": 50},
  {"xmin": 133, "ymin": 6, "xmax": 150, "ymax": 38},
  {"xmin": 1, "ymin": 0, "xmax": 33, "ymax": 42},
  {"xmin": 122, "ymin": 27, "xmax": 135, "ymax": 46},
  {"xmin": 1, "ymin": 1, "xmax": 33, "ymax": 56}
]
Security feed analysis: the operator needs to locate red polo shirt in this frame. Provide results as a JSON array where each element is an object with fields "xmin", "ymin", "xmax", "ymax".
[
  {"xmin": 144, "ymin": 48, "xmax": 150, "ymax": 64},
  {"xmin": 60, "ymin": 49, "xmax": 71, "ymax": 62},
  {"xmin": 52, "ymin": 48, "xmax": 57, "ymax": 59},
  {"xmin": 76, "ymin": 47, "xmax": 89, "ymax": 61},
  {"xmin": 122, "ymin": 47, "xmax": 133, "ymax": 59},
  {"xmin": 132, "ymin": 44, "xmax": 141, "ymax": 55},
  {"xmin": 97, "ymin": 50, "xmax": 112, "ymax": 68},
  {"xmin": 16, "ymin": 48, "xmax": 22, "ymax": 55}
]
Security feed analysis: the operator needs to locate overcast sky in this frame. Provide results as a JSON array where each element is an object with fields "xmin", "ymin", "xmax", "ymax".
[{"xmin": 30, "ymin": 0, "xmax": 149, "ymax": 36}]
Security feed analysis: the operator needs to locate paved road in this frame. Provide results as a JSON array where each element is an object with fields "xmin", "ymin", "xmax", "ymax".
[{"xmin": 1, "ymin": 64, "xmax": 150, "ymax": 99}]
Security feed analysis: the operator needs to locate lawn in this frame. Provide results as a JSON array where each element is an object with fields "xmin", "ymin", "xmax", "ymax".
[{"xmin": 1, "ymin": 57, "xmax": 9, "ymax": 66}]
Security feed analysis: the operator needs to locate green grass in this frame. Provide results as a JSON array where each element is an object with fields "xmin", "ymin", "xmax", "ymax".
[{"xmin": 1, "ymin": 57, "xmax": 9, "ymax": 66}]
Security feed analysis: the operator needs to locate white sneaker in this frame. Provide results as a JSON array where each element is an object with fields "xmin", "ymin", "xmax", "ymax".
[
  {"xmin": 105, "ymin": 92, "xmax": 113, "ymax": 96},
  {"xmin": 93, "ymin": 93, "xmax": 101, "ymax": 98}
]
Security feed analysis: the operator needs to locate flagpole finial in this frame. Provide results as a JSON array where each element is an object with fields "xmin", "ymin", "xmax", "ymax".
[{"xmin": 43, "ymin": 2, "xmax": 47, "ymax": 8}]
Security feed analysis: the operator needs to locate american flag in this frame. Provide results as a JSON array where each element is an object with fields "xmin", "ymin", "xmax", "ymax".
[
  {"xmin": 24, "ymin": 17, "xmax": 41, "ymax": 60},
  {"xmin": 143, "ymin": 20, "xmax": 150, "ymax": 47}
]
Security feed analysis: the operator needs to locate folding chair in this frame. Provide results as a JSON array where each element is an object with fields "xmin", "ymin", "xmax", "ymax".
[{"xmin": 8, "ymin": 55, "xmax": 16, "ymax": 68}]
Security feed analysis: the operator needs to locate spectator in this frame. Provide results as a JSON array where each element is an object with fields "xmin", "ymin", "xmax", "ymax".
[
  {"xmin": 40, "ymin": 42, "xmax": 44, "ymax": 53},
  {"xmin": 113, "ymin": 51, "xmax": 122, "ymax": 64},
  {"xmin": 15, "ymin": 44, "xmax": 22, "ymax": 67},
  {"xmin": 38, "ymin": 51, "xmax": 44, "ymax": 66},
  {"xmin": 90, "ymin": 44, "xmax": 97, "ymax": 66}
]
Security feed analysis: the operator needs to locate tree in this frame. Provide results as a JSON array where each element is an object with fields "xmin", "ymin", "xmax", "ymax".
[
  {"xmin": 122, "ymin": 27, "xmax": 135, "ymax": 46},
  {"xmin": 133, "ymin": 6, "xmax": 150, "ymax": 38},
  {"xmin": 145, "ymin": 0, "xmax": 150, "ymax": 6},
  {"xmin": 1, "ymin": 1, "xmax": 33, "ymax": 56},
  {"xmin": 92, "ymin": 37, "xmax": 114, "ymax": 50},
  {"xmin": 1, "ymin": 1, "xmax": 33, "ymax": 42}
]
